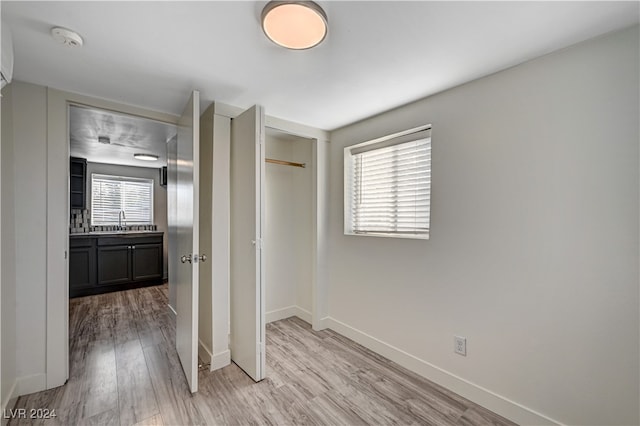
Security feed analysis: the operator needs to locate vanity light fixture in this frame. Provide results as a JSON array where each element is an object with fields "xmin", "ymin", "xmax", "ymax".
[
  {"xmin": 134, "ymin": 153, "xmax": 159, "ymax": 161},
  {"xmin": 261, "ymin": 1, "xmax": 328, "ymax": 50}
]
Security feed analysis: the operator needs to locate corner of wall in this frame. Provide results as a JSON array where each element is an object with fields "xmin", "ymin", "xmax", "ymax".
[
  {"xmin": 1, "ymin": 82, "xmax": 18, "ymax": 420},
  {"xmin": 198, "ymin": 339, "xmax": 213, "ymax": 365},
  {"xmin": 16, "ymin": 373, "xmax": 46, "ymax": 397},
  {"xmin": 210, "ymin": 350, "xmax": 230, "ymax": 371}
]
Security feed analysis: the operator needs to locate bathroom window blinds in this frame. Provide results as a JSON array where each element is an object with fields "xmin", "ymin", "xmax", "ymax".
[
  {"xmin": 345, "ymin": 127, "xmax": 431, "ymax": 239},
  {"xmin": 91, "ymin": 174, "xmax": 154, "ymax": 225}
]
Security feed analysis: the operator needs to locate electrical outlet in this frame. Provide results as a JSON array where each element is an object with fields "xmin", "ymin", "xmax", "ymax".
[{"xmin": 454, "ymin": 336, "xmax": 467, "ymax": 356}]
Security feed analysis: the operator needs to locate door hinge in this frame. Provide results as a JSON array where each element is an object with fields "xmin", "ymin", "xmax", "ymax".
[{"xmin": 257, "ymin": 341, "xmax": 265, "ymax": 356}]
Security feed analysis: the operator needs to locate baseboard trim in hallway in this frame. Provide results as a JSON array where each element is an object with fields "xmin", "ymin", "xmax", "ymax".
[{"xmin": 324, "ymin": 316, "xmax": 560, "ymax": 426}]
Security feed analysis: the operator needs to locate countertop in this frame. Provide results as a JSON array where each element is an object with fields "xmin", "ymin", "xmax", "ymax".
[{"xmin": 70, "ymin": 230, "xmax": 164, "ymax": 237}]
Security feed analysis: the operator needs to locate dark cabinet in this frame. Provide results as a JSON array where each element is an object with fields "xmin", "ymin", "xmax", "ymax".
[
  {"xmin": 70, "ymin": 233, "xmax": 163, "ymax": 298},
  {"xmin": 70, "ymin": 157, "xmax": 87, "ymax": 209},
  {"xmin": 69, "ymin": 238, "xmax": 96, "ymax": 290},
  {"xmin": 97, "ymin": 245, "xmax": 132, "ymax": 286},
  {"xmin": 132, "ymin": 243, "xmax": 163, "ymax": 281}
]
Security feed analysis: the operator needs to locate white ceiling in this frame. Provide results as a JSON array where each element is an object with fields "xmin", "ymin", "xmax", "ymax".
[
  {"xmin": 3, "ymin": 1, "xmax": 639, "ymax": 130},
  {"xmin": 70, "ymin": 105, "xmax": 176, "ymax": 168}
]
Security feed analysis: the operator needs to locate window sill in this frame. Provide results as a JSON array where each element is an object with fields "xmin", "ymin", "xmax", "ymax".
[{"xmin": 344, "ymin": 231, "xmax": 429, "ymax": 240}]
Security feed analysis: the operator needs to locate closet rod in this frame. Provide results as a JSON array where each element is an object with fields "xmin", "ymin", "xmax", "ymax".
[{"xmin": 266, "ymin": 158, "xmax": 306, "ymax": 168}]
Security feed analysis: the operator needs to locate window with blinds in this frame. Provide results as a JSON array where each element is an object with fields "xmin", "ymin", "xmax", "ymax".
[
  {"xmin": 91, "ymin": 174, "xmax": 154, "ymax": 225},
  {"xmin": 345, "ymin": 126, "xmax": 431, "ymax": 239}
]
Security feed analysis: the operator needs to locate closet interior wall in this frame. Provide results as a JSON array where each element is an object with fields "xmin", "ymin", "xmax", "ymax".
[{"xmin": 265, "ymin": 129, "xmax": 313, "ymax": 322}]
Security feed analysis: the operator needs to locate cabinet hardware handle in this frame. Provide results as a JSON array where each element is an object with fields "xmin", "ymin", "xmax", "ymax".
[
  {"xmin": 181, "ymin": 254, "xmax": 192, "ymax": 264},
  {"xmin": 198, "ymin": 254, "xmax": 207, "ymax": 263}
]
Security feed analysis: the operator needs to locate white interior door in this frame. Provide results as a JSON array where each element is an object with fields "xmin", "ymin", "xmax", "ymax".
[
  {"xmin": 230, "ymin": 105, "xmax": 266, "ymax": 382},
  {"xmin": 174, "ymin": 90, "xmax": 200, "ymax": 393}
]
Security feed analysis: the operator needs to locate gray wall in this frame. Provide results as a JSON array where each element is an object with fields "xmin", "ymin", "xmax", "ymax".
[
  {"xmin": 87, "ymin": 162, "xmax": 168, "ymax": 279},
  {"xmin": 0, "ymin": 81, "xmax": 48, "ymax": 396},
  {"xmin": 1, "ymin": 82, "xmax": 17, "ymax": 410},
  {"xmin": 328, "ymin": 26, "xmax": 639, "ymax": 425}
]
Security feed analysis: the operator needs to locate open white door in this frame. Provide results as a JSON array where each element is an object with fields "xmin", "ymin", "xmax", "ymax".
[
  {"xmin": 174, "ymin": 91, "xmax": 200, "ymax": 393},
  {"xmin": 230, "ymin": 105, "xmax": 266, "ymax": 382}
]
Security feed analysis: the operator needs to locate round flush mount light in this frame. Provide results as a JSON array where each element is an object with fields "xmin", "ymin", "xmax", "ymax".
[
  {"xmin": 51, "ymin": 27, "xmax": 84, "ymax": 48},
  {"xmin": 134, "ymin": 153, "xmax": 159, "ymax": 161},
  {"xmin": 261, "ymin": 1, "xmax": 327, "ymax": 50}
]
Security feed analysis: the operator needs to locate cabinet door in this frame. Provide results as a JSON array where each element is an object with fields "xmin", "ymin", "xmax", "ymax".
[
  {"xmin": 97, "ymin": 245, "xmax": 131, "ymax": 285},
  {"xmin": 131, "ymin": 243, "xmax": 163, "ymax": 281},
  {"xmin": 69, "ymin": 247, "xmax": 96, "ymax": 290}
]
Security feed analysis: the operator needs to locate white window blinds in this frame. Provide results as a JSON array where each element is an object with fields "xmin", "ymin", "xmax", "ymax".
[
  {"xmin": 345, "ymin": 127, "xmax": 431, "ymax": 239},
  {"xmin": 91, "ymin": 174, "xmax": 154, "ymax": 225}
]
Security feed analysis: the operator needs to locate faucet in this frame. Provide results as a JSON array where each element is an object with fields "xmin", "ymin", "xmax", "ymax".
[{"xmin": 118, "ymin": 210, "xmax": 126, "ymax": 230}]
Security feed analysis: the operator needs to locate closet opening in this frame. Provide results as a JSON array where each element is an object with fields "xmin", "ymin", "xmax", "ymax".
[{"xmin": 264, "ymin": 128, "xmax": 314, "ymax": 328}]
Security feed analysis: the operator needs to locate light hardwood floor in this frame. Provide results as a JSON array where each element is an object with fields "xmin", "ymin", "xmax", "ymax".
[{"xmin": 10, "ymin": 285, "xmax": 516, "ymax": 426}]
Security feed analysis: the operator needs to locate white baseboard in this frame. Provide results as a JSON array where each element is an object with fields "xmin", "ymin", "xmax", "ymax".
[
  {"xmin": 266, "ymin": 305, "xmax": 313, "ymax": 324},
  {"xmin": 1, "ymin": 378, "xmax": 18, "ymax": 425},
  {"xmin": 293, "ymin": 306, "xmax": 312, "ymax": 324},
  {"xmin": 167, "ymin": 304, "xmax": 177, "ymax": 316},
  {"xmin": 266, "ymin": 306, "xmax": 297, "ymax": 323},
  {"xmin": 198, "ymin": 339, "xmax": 213, "ymax": 365},
  {"xmin": 313, "ymin": 316, "xmax": 330, "ymax": 331},
  {"xmin": 324, "ymin": 317, "xmax": 560, "ymax": 426},
  {"xmin": 210, "ymin": 350, "xmax": 230, "ymax": 371},
  {"xmin": 16, "ymin": 373, "xmax": 46, "ymax": 397}
]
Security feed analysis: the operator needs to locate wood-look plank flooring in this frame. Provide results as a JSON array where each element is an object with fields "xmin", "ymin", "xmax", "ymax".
[{"xmin": 10, "ymin": 285, "xmax": 516, "ymax": 426}]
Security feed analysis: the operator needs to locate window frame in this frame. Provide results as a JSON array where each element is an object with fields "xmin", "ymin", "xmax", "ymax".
[
  {"xmin": 90, "ymin": 173, "xmax": 155, "ymax": 226},
  {"xmin": 344, "ymin": 125, "xmax": 431, "ymax": 240}
]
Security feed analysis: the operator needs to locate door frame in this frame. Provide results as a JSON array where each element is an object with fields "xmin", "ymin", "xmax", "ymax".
[
  {"xmin": 45, "ymin": 93, "xmax": 330, "ymax": 390},
  {"xmin": 261, "ymin": 115, "xmax": 331, "ymax": 331},
  {"xmin": 46, "ymin": 88, "xmax": 178, "ymax": 389},
  {"xmin": 214, "ymin": 103, "xmax": 331, "ymax": 331}
]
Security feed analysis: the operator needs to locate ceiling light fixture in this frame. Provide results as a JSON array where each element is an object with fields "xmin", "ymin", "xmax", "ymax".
[
  {"xmin": 98, "ymin": 135, "xmax": 111, "ymax": 144},
  {"xmin": 261, "ymin": 1, "xmax": 328, "ymax": 50},
  {"xmin": 51, "ymin": 27, "xmax": 84, "ymax": 48},
  {"xmin": 133, "ymin": 153, "xmax": 159, "ymax": 162}
]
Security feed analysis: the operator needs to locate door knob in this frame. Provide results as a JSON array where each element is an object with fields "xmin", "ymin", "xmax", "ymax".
[
  {"xmin": 198, "ymin": 254, "xmax": 207, "ymax": 263},
  {"xmin": 181, "ymin": 254, "xmax": 192, "ymax": 264}
]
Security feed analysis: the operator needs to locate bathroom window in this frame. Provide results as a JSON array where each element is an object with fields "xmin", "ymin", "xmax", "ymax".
[
  {"xmin": 344, "ymin": 126, "xmax": 431, "ymax": 239},
  {"xmin": 91, "ymin": 174, "xmax": 154, "ymax": 225}
]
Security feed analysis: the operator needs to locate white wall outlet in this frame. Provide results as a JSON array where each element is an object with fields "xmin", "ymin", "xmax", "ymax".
[{"xmin": 454, "ymin": 336, "xmax": 467, "ymax": 356}]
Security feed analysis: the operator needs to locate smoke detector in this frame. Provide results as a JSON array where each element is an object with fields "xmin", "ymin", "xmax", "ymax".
[
  {"xmin": 98, "ymin": 136, "xmax": 111, "ymax": 144},
  {"xmin": 51, "ymin": 27, "xmax": 83, "ymax": 48}
]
